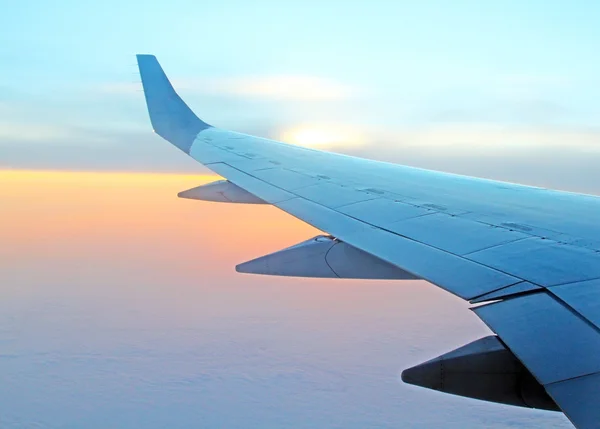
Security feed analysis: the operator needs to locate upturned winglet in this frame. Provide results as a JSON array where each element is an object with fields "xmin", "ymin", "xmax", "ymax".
[{"xmin": 136, "ymin": 54, "xmax": 211, "ymax": 153}]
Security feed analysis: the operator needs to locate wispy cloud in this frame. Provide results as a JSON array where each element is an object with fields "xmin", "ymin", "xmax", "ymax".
[
  {"xmin": 214, "ymin": 75, "xmax": 356, "ymax": 101},
  {"xmin": 98, "ymin": 75, "xmax": 359, "ymax": 101},
  {"xmin": 493, "ymin": 73, "xmax": 571, "ymax": 88},
  {"xmin": 0, "ymin": 121, "xmax": 139, "ymax": 145},
  {"xmin": 0, "ymin": 122, "xmax": 83, "ymax": 144},
  {"xmin": 382, "ymin": 124, "xmax": 600, "ymax": 152}
]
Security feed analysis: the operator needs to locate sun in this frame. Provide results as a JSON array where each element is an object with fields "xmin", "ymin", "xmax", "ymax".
[
  {"xmin": 280, "ymin": 125, "xmax": 364, "ymax": 149},
  {"xmin": 287, "ymin": 128, "xmax": 338, "ymax": 147}
]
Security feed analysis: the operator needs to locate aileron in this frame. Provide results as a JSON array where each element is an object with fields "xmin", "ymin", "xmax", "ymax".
[{"xmin": 546, "ymin": 373, "xmax": 600, "ymax": 429}]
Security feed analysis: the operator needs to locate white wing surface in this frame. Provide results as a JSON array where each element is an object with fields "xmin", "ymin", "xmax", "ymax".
[{"xmin": 137, "ymin": 54, "xmax": 600, "ymax": 428}]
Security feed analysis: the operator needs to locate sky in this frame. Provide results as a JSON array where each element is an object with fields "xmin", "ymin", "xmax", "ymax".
[
  {"xmin": 1, "ymin": 0, "xmax": 598, "ymax": 427},
  {"xmin": 2, "ymin": 0, "xmax": 600, "ymax": 189}
]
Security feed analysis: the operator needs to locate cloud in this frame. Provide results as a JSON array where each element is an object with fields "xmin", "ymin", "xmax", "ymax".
[
  {"xmin": 214, "ymin": 75, "xmax": 356, "ymax": 101},
  {"xmin": 490, "ymin": 73, "xmax": 573, "ymax": 97},
  {"xmin": 0, "ymin": 121, "xmax": 139, "ymax": 146},
  {"xmin": 0, "ymin": 128, "xmax": 207, "ymax": 173},
  {"xmin": 98, "ymin": 75, "xmax": 358, "ymax": 101},
  {"xmin": 368, "ymin": 123, "xmax": 600, "ymax": 153},
  {"xmin": 338, "ymin": 125, "xmax": 600, "ymax": 194},
  {"xmin": 0, "ymin": 122, "xmax": 82, "ymax": 144},
  {"xmin": 0, "ymin": 101, "xmax": 13, "ymax": 115}
]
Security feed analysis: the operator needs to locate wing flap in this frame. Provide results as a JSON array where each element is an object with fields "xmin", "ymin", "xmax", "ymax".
[
  {"xmin": 474, "ymin": 292, "xmax": 600, "ymax": 385},
  {"xmin": 474, "ymin": 292, "xmax": 600, "ymax": 428},
  {"xmin": 545, "ymin": 373, "xmax": 600, "ymax": 429}
]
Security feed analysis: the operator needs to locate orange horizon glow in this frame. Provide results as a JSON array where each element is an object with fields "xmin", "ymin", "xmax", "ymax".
[
  {"xmin": 0, "ymin": 168, "xmax": 454, "ymax": 319},
  {"xmin": 1, "ymin": 168, "xmax": 321, "ymax": 264},
  {"xmin": 0, "ymin": 169, "xmax": 221, "ymax": 183}
]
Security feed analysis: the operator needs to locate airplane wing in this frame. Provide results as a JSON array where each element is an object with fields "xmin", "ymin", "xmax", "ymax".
[{"xmin": 136, "ymin": 54, "xmax": 600, "ymax": 429}]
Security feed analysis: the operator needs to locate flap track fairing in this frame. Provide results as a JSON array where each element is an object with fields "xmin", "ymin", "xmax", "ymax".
[
  {"xmin": 178, "ymin": 180, "xmax": 267, "ymax": 204},
  {"xmin": 236, "ymin": 235, "xmax": 419, "ymax": 280}
]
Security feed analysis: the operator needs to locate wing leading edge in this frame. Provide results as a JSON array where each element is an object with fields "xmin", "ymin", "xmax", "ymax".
[{"xmin": 136, "ymin": 54, "xmax": 600, "ymax": 428}]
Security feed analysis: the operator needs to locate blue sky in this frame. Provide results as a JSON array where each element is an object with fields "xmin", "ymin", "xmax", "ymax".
[
  {"xmin": 2, "ymin": 0, "xmax": 600, "ymax": 190},
  {"xmin": 0, "ymin": 3, "xmax": 595, "ymax": 427}
]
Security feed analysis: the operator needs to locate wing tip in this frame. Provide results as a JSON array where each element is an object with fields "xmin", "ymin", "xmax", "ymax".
[
  {"xmin": 136, "ymin": 54, "xmax": 210, "ymax": 153},
  {"xmin": 136, "ymin": 54, "xmax": 158, "ymax": 64}
]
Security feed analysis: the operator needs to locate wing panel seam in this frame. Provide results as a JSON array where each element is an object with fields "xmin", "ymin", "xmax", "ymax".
[{"xmin": 216, "ymin": 162, "xmax": 529, "ymax": 290}]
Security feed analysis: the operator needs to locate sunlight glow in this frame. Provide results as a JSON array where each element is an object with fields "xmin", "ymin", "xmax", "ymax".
[
  {"xmin": 280, "ymin": 125, "xmax": 365, "ymax": 149},
  {"xmin": 0, "ymin": 169, "xmax": 318, "ymax": 260}
]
